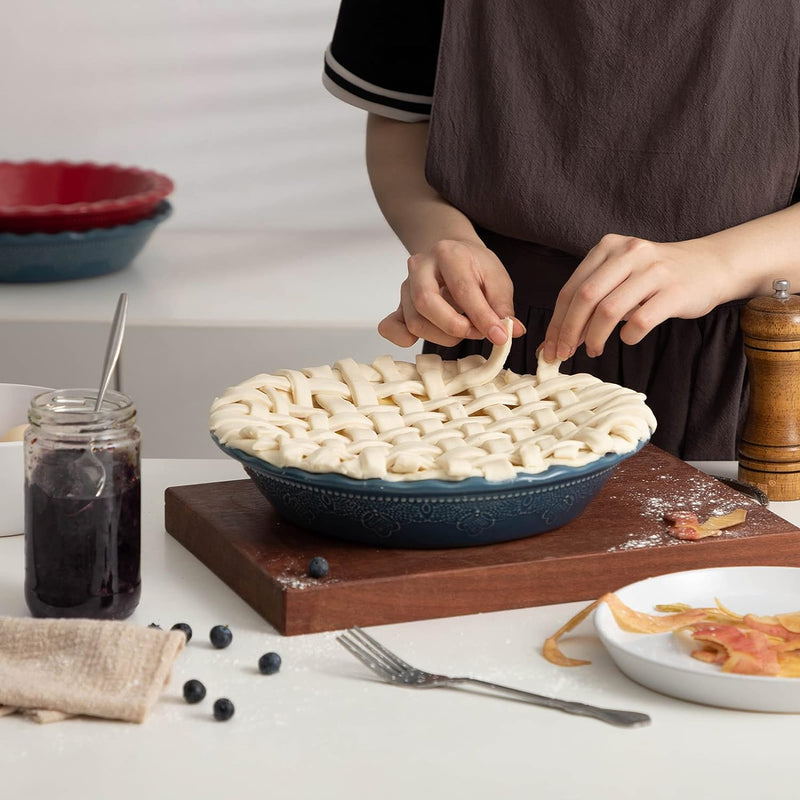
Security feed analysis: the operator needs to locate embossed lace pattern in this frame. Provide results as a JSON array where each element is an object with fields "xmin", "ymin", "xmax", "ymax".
[{"xmin": 210, "ymin": 330, "xmax": 656, "ymax": 482}]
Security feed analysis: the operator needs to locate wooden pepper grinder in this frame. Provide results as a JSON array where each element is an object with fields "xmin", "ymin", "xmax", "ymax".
[{"xmin": 738, "ymin": 279, "xmax": 800, "ymax": 500}]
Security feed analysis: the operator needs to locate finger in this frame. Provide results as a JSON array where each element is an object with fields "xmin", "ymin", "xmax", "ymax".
[
  {"xmin": 440, "ymin": 287, "xmax": 518, "ymax": 341},
  {"xmin": 430, "ymin": 243, "xmax": 510, "ymax": 345},
  {"xmin": 545, "ymin": 268, "xmax": 617, "ymax": 361},
  {"xmin": 582, "ymin": 273, "xmax": 657, "ymax": 357},
  {"xmin": 482, "ymin": 271, "xmax": 524, "ymax": 342},
  {"xmin": 407, "ymin": 252, "xmax": 481, "ymax": 342},
  {"xmin": 378, "ymin": 306, "xmax": 419, "ymax": 348},
  {"xmin": 551, "ymin": 238, "xmax": 656, "ymax": 359},
  {"xmin": 618, "ymin": 291, "xmax": 677, "ymax": 346},
  {"xmin": 541, "ymin": 239, "xmax": 616, "ymax": 361},
  {"xmin": 400, "ymin": 280, "xmax": 474, "ymax": 347},
  {"xmin": 439, "ymin": 286, "xmax": 462, "ymax": 313}
]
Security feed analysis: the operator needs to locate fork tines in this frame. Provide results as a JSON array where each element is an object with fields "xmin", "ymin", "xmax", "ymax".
[{"xmin": 337, "ymin": 626, "xmax": 409, "ymax": 681}]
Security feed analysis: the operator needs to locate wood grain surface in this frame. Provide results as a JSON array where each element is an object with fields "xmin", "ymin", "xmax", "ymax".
[
  {"xmin": 738, "ymin": 290, "xmax": 800, "ymax": 500},
  {"xmin": 165, "ymin": 445, "xmax": 800, "ymax": 635}
]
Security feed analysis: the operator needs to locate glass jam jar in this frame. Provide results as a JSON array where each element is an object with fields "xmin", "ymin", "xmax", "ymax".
[{"xmin": 24, "ymin": 388, "xmax": 141, "ymax": 619}]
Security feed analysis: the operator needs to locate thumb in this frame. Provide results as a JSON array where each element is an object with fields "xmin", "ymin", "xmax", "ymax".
[
  {"xmin": 483, "ymin": 292, "xmax": 525, "ymax": 340},
  {"xmin": 378, "ymin": 307, "xmax": 419, "ymax": 348}
]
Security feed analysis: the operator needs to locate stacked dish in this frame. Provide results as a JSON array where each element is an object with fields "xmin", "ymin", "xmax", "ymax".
[{"xmin": 0, "ymin": 160, "xmax": 173, "ymax": 282}]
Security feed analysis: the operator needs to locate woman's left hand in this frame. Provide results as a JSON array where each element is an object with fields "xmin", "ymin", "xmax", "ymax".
[{"xmin": 541, "ymin": 234, "xmax": 731, "ymax": 361}]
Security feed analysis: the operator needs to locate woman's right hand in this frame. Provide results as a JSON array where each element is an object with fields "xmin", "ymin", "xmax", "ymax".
[
  {"xmin": 378, "ymin": 238, "xmax": 525, "ymax": 348},
  {"xmin": 365, "ymin": 115, "xmax": 523, "ymax": 349}
]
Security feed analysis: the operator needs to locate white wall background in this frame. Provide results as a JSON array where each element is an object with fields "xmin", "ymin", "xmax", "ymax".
[{"xmin": 0, "ymin": 0, "xmax": 383, "ymax": 234}]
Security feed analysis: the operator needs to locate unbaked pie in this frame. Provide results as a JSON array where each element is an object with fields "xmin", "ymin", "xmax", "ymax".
[{"xmin": 210, "ymin": 321, "xmax": 656, "ymax": 482}]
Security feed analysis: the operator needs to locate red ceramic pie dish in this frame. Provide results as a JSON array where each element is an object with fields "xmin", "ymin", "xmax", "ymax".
[{"xmin": 0, "ymin": 160, "xmax": 174, "ymax": 233}]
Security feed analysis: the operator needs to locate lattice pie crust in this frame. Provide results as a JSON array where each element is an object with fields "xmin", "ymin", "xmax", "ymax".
[{"xmin": 210, "ymin": 322, "xmax": 656, "ymax": 482}]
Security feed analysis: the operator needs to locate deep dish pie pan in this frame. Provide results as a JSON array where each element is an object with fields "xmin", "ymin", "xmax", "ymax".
[
  {"xmin": 0, "ymin": 201, "xmax": 171, "ymax": 282},
  {"xmin": 213, "ymin": 434, "xmax": 647, "ymax": 549},
  {"xmin": 0, "ymin": 160, "xmax": 174, "ymax": 233}
]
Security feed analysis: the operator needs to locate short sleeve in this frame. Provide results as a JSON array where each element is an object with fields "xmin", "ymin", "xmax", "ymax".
[{"xmin": 322, "ymin": 0, "xmax": 444, "ymax": 122}]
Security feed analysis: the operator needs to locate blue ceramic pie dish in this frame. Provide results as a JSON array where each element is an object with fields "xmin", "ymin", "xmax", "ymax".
[
  {"xmin": 212, "ymin": 434, "xmax": 647, "ymax": 549},
  {"xmin": 0, "ymin": 200, "xmax": 171, "ymax": 282}
]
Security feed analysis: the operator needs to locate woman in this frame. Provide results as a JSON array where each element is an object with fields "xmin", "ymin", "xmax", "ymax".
[{"xmin": 323, "ymin": 1, "xmax": 800, "ymax": 460}]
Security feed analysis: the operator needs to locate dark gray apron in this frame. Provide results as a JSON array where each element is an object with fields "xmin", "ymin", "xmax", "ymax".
[{"xmin": 424, "ymin": 0, "xmax": 800, "ymax": 460}]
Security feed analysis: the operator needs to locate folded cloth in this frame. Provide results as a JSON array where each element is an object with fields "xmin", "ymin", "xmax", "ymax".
[{"xmin": 0, "ymin": 616, "xmax": 185, "ymax": 723}]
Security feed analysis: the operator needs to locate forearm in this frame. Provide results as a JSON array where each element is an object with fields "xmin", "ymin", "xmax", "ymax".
[
  {"xmin": 703, "ymin": 202, "xmax": 800, "ymax": 299},
  {"xmin": 367, "ymin": 114, "xmax": 522, "ymax": 347},
  {"xmin": 366, "ymin": 114, "xmax": 481, "ymax": 253}
]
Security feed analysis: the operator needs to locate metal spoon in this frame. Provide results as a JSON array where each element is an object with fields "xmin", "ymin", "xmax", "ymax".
[
  {"xmin": 95, "ymin": 293, "xmax": 128, "ymax": 411},
  {"xmin": 76, "ymin": 293, "xmax": 128, "ymax": 499}
]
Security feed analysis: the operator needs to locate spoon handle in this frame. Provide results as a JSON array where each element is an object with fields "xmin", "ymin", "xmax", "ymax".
[{"xmin": 95, "ymin": 293, "xmax": 128, "ymax": 411}]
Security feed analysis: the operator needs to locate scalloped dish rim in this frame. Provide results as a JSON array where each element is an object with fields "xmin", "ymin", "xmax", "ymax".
[{"xmin": 211, "ymin": 433, "xmax": 648, "ymax": 493}]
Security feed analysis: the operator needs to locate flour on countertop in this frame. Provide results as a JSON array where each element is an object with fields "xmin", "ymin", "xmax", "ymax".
[
  {"xmin": 604, "ymin": 468, "xmax": 759, "ymax": 552},
  {"xmin": 272, "ymin": 559, "xmax": 342, "ymax": 590},
  {"xmin": 275, "ymin": 573, "xmax": 342, "ymax": 590},
  {"xmin": 608, "ymin": 532, "xmax": 678, "ymax": 552}
]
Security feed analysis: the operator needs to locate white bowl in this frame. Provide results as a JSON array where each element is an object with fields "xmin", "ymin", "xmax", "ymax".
[{"xmin": 0, "ymin": 383, "xmax": 51, "ymax": 536}]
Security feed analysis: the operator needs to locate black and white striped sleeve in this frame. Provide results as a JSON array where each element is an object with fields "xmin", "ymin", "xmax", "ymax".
[{"xmin": 322, "ymin": 0, "xmax": 444, "ymax": 122}]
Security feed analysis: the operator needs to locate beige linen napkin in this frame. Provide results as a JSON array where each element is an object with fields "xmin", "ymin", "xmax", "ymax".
[{"xmin": 0, "ymin": 616, "xmax": 185, "ymax": 723}]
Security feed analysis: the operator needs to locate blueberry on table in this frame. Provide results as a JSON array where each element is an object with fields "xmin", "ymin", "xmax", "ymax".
[
  {"xmin": 307, "ymin": 556, "xmax": 329, "ymax": 578},
  {"xmin": 148, "ymin": 623, "xmax": 162, "ymax": 629},
  {"xmin": 209, "ymin": 624, "xmax": 233, "ymax": 649},
  {"xmin": 258, "ymin": 652, "xmax": 282, "ymax": 675},
  {"xmin": 213, "ymin": 698, "xmax": 235, "ymax": 721},
  {"xmin": 171, "ymin": 622, "xmax": 193, "ymax": 642},
  {"xmin": 183, "ymin": 679, "xmax": 206, "ymax": 704}
]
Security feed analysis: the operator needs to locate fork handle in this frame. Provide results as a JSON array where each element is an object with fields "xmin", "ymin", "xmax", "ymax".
[{"xmin": 445, "ymin": 677, "xmax": 651, "ymax": 728}]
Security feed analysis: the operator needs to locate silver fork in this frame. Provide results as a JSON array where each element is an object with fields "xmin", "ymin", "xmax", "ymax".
[{"xmin": 337, "ymin": 626, "xmax": 650, "ymax": 728}]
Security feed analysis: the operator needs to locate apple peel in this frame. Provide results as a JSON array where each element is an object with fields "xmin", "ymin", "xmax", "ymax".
[
  {"xmin": 656, "ymin": 598, "xmax": 743, "ymax": 625},
  {"xmin": 777, "ymin": 652, "xmax": 800, "ymax": 677},
  {"xmin": 542, "ymin": 599, "xmax": 600, "ymax": 667},
  {"xmin": 663, "ymin": 508, "xmax": 748, "ymax": 540},
  {"xmin": 543, "ymin": 594, "xmax": 800, "ymax": 677},
  {"xmin": 690, "ymin": 625, "xmax": 781, "ymax": 676},
  {"xmin": 777, "ymin": 612, "xmax": 800, "ymax": 633},
  {"xmin": 542, "ymin": 593, "xmax": 706, "ymax": 667}
]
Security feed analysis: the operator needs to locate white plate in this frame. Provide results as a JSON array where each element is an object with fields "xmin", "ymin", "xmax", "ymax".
[{"xmin": 595, "ymin": 566, "xmax": 800, "ymax": 712}]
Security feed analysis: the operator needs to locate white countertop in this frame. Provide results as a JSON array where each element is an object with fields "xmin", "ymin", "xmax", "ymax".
[{"xmin": 1, "ymin": 458, "xmax": 798, "ymax": 800}]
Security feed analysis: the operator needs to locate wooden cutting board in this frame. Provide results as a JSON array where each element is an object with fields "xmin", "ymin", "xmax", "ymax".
[{"xmin": 164, "ymin": 444, "xmax": 800, "ymax": 635}]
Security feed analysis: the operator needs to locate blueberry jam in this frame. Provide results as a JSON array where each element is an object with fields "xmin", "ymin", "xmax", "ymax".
[{"xmin": 24, "ymin": 446, "xmax": 141, "ymax": 620}]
